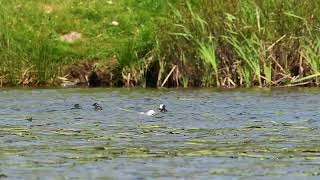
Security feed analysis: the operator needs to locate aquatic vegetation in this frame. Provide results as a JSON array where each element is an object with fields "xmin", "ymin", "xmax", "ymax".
[
  {"xmin": 1, "ymin": 89, "xmax": 320, "ymax": 178},
  {"xmin": 25, "ymin": 116, "xmax": 33, "ymax": 121}
]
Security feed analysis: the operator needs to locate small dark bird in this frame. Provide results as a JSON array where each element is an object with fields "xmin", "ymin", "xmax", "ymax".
[
  {"xmin": 92, "ymin": 103, "xmax": 103, "ymax": 111},
  {"xmin": 71, "ymin": 104, "xmax": 81, "ymax": 110}
]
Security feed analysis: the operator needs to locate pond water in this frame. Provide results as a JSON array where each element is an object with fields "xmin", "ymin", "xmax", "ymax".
[{"xmin": 1, "ymin": 88, "xmax": 320, "ymax": 179}]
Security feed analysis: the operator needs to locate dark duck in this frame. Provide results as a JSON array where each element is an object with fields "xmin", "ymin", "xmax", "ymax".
[
  {"xmin": 71, "ymin": 104, "xmax": 81, "ymax": 110},
  {"xmin": 92, "ymin": 103, "xmax": 103, "ymax": 111}
]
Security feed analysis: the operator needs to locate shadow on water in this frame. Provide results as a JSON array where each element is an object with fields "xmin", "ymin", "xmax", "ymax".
[{"xmin": 1, "ymin": 88, "xmax": 320, "ymax": 179}]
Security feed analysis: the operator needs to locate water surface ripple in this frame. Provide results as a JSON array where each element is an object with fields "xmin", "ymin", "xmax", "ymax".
[{"xmin": 1, "ymin": 88, "xmax": 320, "ymax": 179}]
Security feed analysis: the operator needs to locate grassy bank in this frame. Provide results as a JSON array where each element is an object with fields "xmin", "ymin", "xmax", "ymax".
[
  {"xmin": 0, "ymin": 0, "xmax": 320, "ymax": 87},
  {"xmin": 0, "ymin": 0, "xmax": 167, "ymax": 86}
]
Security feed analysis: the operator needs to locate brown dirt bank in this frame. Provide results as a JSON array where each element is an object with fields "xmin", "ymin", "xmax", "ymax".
[
  {"xmin": 54, "ymin": 51, "xmax": 320, "ymax": 89},
  {"xmin": 1, "ymin": 48, "xmax": 319, "ymax": 89}
]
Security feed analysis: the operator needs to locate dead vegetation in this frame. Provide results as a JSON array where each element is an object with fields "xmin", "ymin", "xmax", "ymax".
[{"xmin": 61, "ymin": 57, "xmax": 122, "ymax": 87}]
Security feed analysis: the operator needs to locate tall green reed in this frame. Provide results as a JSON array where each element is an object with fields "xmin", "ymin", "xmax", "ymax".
[
  {"xmin": 168, "ymin": 2, "xmax": 222, "ymax": 87},
  {"xmin": 199, "ymin": 42, "xmax": 220, "ymax": 87},
  {"xmin": 222, "ymin": 9, "xmax": 262, "ymax": 87},
  {"xmin": 302, "ymin": 37, "xmax": 320, "ymax": 84}
]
